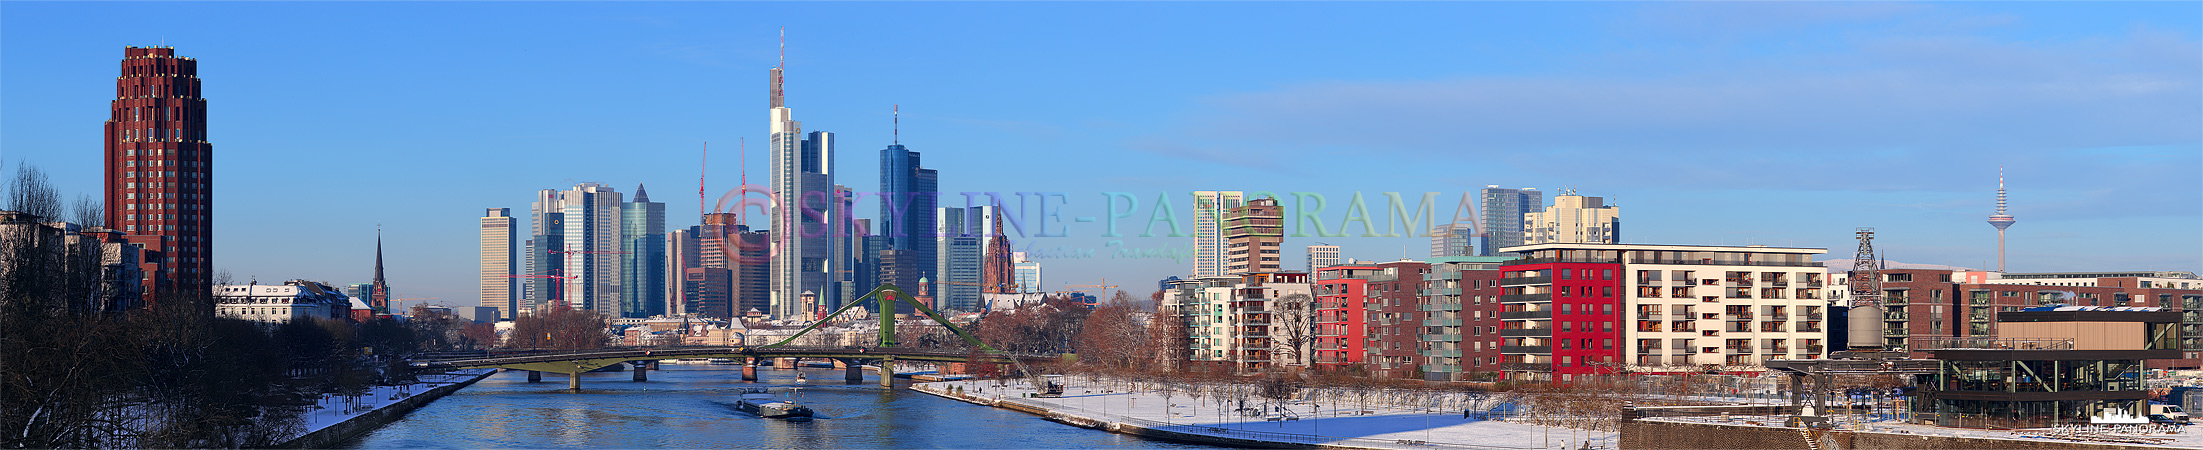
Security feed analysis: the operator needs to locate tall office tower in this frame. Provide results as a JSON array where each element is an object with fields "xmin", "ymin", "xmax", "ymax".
[
  {"xmin": 936, "ymin": 207, "xmax": 983, "ymax": 312},
  {"xmin": 878, "ymin": 140, "xmax": 937, "ymax": 295},
  {"xmin": 1429, "ymin": 222, "xmax": 1475, "ymax": 257},
  {"xmin": 981, "ymin": 208, "xmax": 1015, "ymax": 294},
  {"xmin": 1986, "ymin": 168, "xmax": 2016, "ymax": 273},
  {"xmin": 678, "ymin": 213, "xmax": 770, "ymax": 320},
  {"xmin": 1012, "ymin": 252, "xmax": 1042, "ymax": 294},
  {"xmin": 851, "ymin": 218, "xmax": 880, "ymax": 299},
  {"xmin": 1477, "ymin": 186, "xmax": 1541, "ymax": 256},
  {"xmin": 767, "ymin": 51, "xmax": 838, "ymax": 319},
  {"xmin": 620, "ymin": 185, "xmax": 666, "ymax": 318},
  {"xmin": 370, "ymin": 231, "xmax": 390, "ymax": 313},
  {"xmin": 525, "ymin": 189, "xmax": 564, "ymax": 312},
  {"xmin": 828, "ymin": 184, "xmax": 862, "ymax": 314},
  {"xmin": 1522, "ymin": 190, "xmax": 1620, "ymax": 246},
  {"xmin": 1223, "ymin": 198, "xmax": 1283, "ymax": 275},
  {"xmin": 675, "ymin": 214, "xmax": 732, "ymax": 320},
  {"xmin": 532, "ymin": 184, "xmax": 623, "ymax": 312},
  {"xmin": 480, "ymin": 208, "xmax": 516, "ymax": 320},
  {"xmin": 732, "ymin": 227, "xmax": 771, "ymax": 317},
  {"xmin": 105, "ymin": 46, "xmax": 213, "ymax": 301},
  {"xmin": 1191, "ymin": 191, "xmax": 1246, "ymax": 277},
  {"xmin": 1306, "ymin": 244, "xmax": 1340, "ymax": 271},
  {"xmin": 667, "ymin": 228, "xmax": 690, "ymax": 316}
]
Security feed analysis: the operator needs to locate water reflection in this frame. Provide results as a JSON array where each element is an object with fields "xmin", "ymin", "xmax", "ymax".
[{"xmin": 343, "ymin": 365, "xmax": 1212, "ymax": 449}]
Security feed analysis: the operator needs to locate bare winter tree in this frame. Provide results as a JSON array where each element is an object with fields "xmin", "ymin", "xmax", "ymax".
[
  {"xmin": 71, "ymin": 194, "xmax": 103, "ymax": 229},
  {"xmin": 1271, "ymin": 292, "xmax": 1315, "ymax": 367}
]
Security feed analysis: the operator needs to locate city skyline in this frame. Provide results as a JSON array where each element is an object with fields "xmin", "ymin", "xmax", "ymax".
[{"xmin": 4, "ymin": 2, "xmax": 2197, "ymax": 307}]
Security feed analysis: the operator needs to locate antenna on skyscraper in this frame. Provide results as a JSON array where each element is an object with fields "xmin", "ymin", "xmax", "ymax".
[
  {"xmin": 700, "ymin": 141, "xmax": 709, "ymax": 221},
  {"xmin": 893, "ymin": 104, "xmax": 900, "ymax": 145},
  {"xmin": 739, "ymin": 137, "xmax": 748, "ymax": 227},
  {"xmin": 778, "ymin": 27, "xmax": 786, "ymax": 70}
]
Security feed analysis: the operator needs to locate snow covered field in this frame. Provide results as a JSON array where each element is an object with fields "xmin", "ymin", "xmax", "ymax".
[{"xmin": 916, "ymin": 379, "xmax": 1614, "ymax": 450}]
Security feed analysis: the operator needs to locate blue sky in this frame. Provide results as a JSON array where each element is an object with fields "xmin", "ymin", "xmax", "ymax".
[{"xmin": 4, "ymin": 2, "xmax": 2197, "ymax": 309}]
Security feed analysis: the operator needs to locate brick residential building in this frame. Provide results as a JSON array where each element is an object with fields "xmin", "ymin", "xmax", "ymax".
[
  {"xmin": 1314, "ymin": 261, "xmax": 1428, "ymax": 378},
  {"xmin": 1420, "ymin": 256, "xmax": 1511, "ymax": 381},
  {"xmin": 105, "ymin": 46, "xmax": 213, "ymax": 302},
  {"xmin": 1833, "ymin": 269, "xmax": 2203, "ymax": 369}
]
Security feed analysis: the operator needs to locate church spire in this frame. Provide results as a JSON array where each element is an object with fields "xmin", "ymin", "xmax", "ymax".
[{"xmin": 372, "ymin": 227, "xmax": 390, "ymax": 313}]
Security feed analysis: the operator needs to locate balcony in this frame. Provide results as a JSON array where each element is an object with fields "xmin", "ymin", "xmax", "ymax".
[
  {"xmin": 1807, "ymin": 313, "xmax": 1824, "ymax": 320},
  {"xmin": 1804, "ymin": 345, "xmax": 1825, "ymax": 354},
  {"xmin": 1728, "ymin": 313, "xmax": 1754, "ymax": 321},
  {"xmin": 1500, "ymin": 345, "xmax": 1552, "ymax": 354},
  {"xmin": 1501, "ymin": 275, "xmax": 1552, "ymax": 286},
  {"xmin": 1423, "ymin": 349, "xmax": 1463, "ymax": 358},
  {"xmin": 1636, "ymin": 347, "xmax": 1662, "ymax": 355},
  {"xmin": 1420, "ymin": 303, "xmax": 1462, "ymax": 312},
  {"xmin": 1500, "ymin": 293, "xmax": 1551, "ymax": 303},
  {"xmin": 1501, "ymin": 310, "xmax": 1552, "ymax": 320},
  {"xmin": 1725, "ymin": 347, "xmax": 1753, "ymax": 354},
  {"xmin": 1421, "ymin": 334, "xmax": 1464, "ymax": 342},
  {"xmin": 1500, "ymin": 328, "xmax": 1551, "ymax": 337},
  {"xmin": 1501, "ymin": 362, "xmax": 1553, "ymax": 372},
  {"xmin": 1671, "ymin": 313, "xmax": 1696, "ymax": 321},
  {"xmin": 1424, "ymin": 318, "xmax": 1463, "ymax": 327},
  {"xmin": 1422, "ymin": 287, "xmax": 1461, "ymax": 296}
]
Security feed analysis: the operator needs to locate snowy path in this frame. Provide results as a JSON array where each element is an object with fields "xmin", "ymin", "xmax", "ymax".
[
  {"xmin": 916, "ymin": 379, "xmax": 1615, "ymax": 450},
  {"xmin": 284, "ymin": 369, "xmax": 497, "ymax": 443}
]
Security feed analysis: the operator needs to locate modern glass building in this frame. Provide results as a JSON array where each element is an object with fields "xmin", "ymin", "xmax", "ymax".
[
  {"xmin": 1478, "ymin": 186, "xmax": 1541, "ymax": 257},
  {"xmin": 621, "ymin": 185, "xmax": 666, "ymax": 318}
]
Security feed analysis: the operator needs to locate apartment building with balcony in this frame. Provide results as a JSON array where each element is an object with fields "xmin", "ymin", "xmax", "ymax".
[
  {"xmin": 1419, "ymin": 256, "xmax": 1511, "ymax": 381},
  {"xmin": 1500, "ymin": 243, "xmax": 1830, "ymax": 382},
  {"xmin": 1161, "ymin": 272, "xmax": 1313, "ymax": 372}
]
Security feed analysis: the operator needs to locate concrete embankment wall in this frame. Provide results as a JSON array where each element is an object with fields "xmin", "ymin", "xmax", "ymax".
[
  {"xmin": 911, "ymin": 383, "xmax": 1322, "ymax": 449},
  {"xmin": 276, "ymin": 370, "xmax": 495, "ymax": 449},
  {"xmin": 1620, "ymin": 419, "xmax": 2161, "ymax": 450}
]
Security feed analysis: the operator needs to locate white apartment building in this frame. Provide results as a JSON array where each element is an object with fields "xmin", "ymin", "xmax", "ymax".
[
  {"xmin": 214, "ymin": 280, "xmax": 349, "ymax": 327},
  {"xmin": 1307, "ymin": 244, "xmax": 1340, "ymax": 272},
  {"xmin": 1523, "ymin": 191, "xmax": 1620, "ymax": 246},
  {"xmin": 1162, "ymin": 272, "xmax": 1312, "ymax": 371},
  {"xmin": 1499, "ymin": 243, "xmax": 1829, "ymax": 381}
]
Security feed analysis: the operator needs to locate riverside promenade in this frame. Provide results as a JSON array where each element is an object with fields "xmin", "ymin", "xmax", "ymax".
[
  {"xmin": 276, "ymin": 368, "xmax": 497, "ymax": 448},
  {"xmin": 913, "ymin": 379, "xmax": 1615, "ymax": 450}
]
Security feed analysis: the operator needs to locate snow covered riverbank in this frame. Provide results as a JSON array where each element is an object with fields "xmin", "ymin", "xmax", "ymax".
[
  {"xmin": 914, "ymin": 378, "xmax": 1614, "ymax": 450},
  {"xmin": 275, "ymin": 368, "xmax": 496, "ymax": 448}
]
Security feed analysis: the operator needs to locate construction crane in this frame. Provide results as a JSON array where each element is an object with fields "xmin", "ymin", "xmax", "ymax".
[
  {"xmin": 1064, "ymin": 278, "xmax": 1120, "ymax": 307},
  {"xmin": 542, "ymin": 244, "xmax": 629, "ymax": 310}
]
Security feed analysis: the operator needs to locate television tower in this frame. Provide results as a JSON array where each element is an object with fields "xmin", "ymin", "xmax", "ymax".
[{"xmin": 1986, "ymin": 168, "xmax": 2016, "ymax": 273}]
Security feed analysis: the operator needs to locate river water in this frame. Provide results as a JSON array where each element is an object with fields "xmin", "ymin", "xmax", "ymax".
[{"xmin": 341, "ymin": 364, "xmax": 1213, "ymax": 449}]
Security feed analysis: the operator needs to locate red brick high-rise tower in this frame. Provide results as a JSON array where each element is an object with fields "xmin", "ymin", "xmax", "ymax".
[{"xmin": 104, "ymin": 46, "xmax": 213, "ymax": 299}]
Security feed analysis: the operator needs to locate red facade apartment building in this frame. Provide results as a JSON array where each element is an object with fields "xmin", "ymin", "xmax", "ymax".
[{"xmin": 1314, "ymin": 261, "xmax": 1429, "ymax": 378}]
